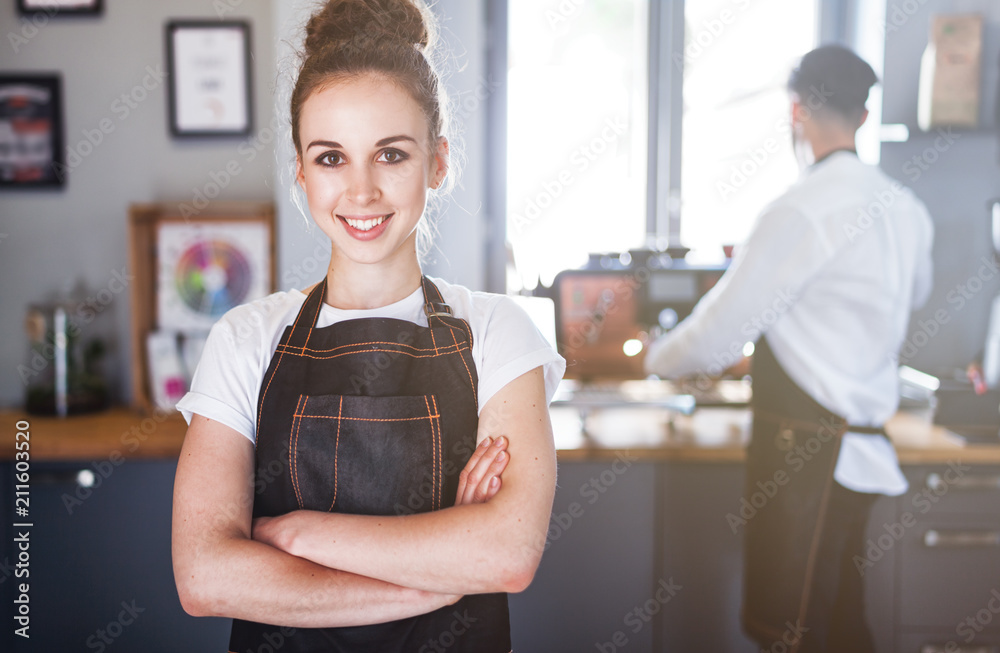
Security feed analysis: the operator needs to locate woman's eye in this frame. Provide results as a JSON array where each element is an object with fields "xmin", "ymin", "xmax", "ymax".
[
  {"xmin": 379, "ymin": 149, "xmax": 408, "ymax": 164},
  {"xmin": 317, "ymin": 152, "xmax": 343, "ymax": 167}
]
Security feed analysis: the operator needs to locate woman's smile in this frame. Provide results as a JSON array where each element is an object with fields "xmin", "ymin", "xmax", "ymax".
[{"xmin": 338, "ymin": 213, "xmax": 394, "ymax": 240}]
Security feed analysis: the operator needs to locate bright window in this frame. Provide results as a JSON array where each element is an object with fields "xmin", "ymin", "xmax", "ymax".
[
  {"xmin": 506, "ymin": 0, "xmax": 649, "ymax": 289},
  {"xmin": 505, "ymin": 0, "xmax": 820, "ymax": 283},
  {"xmin": 680, "ymin": 0, "xmax": 819, "ymax": 261}
]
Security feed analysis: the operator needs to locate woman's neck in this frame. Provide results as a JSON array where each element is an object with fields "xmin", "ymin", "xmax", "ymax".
[{"xmin": 322, "ymin": 251, "xmax": 423, "ymax": 310}]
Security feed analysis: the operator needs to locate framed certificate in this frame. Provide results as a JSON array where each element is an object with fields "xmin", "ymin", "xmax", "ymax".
[
  {"xmin": 17, "ymin": 0, "xmax": 102, "ymax": 15},
  {"xmin": 166, "ymin": 20, "xmax": 253, "ymax": 138},
  {"xmin": 0, "ymin": 73, "xmax": 65, "ymax": 188}
]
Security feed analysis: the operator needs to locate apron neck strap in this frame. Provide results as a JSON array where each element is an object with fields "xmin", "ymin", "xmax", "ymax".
[
  {"xmin": 286, "ymin": 276, "xmax": 329, "ymax": 350},
  {"xmin": 421, "ymin": 276, "xmax": 455, "ymax": 321}
]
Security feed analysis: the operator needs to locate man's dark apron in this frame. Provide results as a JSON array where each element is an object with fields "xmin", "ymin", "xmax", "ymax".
[
  {"xmin": 229, "ymin": 276, "xmax": 511, "ymax": 653},
  {"xmin": 742, "ymin": 335, "xmax": 884, "ymax": 652}
]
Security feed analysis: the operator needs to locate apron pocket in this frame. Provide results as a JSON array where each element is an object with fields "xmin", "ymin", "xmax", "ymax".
[{"xmin": 288, "ymin": 393, "xmax": 444, "ymax": 516}]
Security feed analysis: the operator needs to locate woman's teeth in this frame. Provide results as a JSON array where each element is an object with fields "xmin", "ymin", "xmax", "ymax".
[{"xmin": 345, "ymin": 215, "xmax": 387, "ymax": 231}]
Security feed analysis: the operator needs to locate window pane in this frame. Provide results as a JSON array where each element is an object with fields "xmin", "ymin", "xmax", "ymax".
[
  {"xmin": 507, "ymin": 0, "xmax": 649, "ymax": 288},
  {"xmin": 680, "ymin": 0, "xmax": 818, "ymax": 261}
]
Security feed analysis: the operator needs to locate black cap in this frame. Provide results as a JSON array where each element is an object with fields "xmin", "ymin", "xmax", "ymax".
[{"xmin": 788, "ymin": 45, "xmax": 878, "ymax": 120}]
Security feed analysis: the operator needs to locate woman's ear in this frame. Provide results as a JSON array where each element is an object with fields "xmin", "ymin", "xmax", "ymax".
[
  {"xmin": 430, "ymin": 137, "xmax": 450, "ymax": 190},
  {"xmin": 295, "ymin": 155, "xmax": 307, "ymax": 193}
]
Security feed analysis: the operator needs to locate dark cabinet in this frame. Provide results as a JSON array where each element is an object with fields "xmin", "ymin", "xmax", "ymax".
[
  {"xmin": 895, "ymin": 465, "xmax": 1000, "ymax": 653},
  {"xmin": 0, "ymin": 460, "xmax": 230, "ymax": 652},
  {"xmin": 509, "ymin": 460, "xmax": 659, "ymax": 652}
]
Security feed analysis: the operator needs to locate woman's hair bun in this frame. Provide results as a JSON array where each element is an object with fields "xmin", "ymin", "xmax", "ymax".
[{"xmin": 303, "ymin": 0, "xmax": 434, "ymax": 58}]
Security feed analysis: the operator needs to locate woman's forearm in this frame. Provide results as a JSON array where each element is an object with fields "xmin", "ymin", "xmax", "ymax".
[
  {"xmin": 277, "ymin": 502, "xmax": 546, "ymax": 596},
  {"xmin": 175, "ymin": 532, "xmax": 458, "ymax": 627}
]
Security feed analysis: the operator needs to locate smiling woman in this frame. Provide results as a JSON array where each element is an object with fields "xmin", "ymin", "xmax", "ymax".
[{"xmin": 169, "ymin": 1, "xmax": 566, "ymax": 651}]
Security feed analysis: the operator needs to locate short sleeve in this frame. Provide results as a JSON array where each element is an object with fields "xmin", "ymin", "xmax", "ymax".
[
  {"xmin": 175, "ymin": 320, "xmax": 259, "ymax": 445},
  {"xmin": 476, "ymin": 296, "xmax": 566, "ymax": 412}
]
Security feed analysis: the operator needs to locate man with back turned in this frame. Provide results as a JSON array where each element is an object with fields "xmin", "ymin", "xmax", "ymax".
[{"xmin": 645, "ymin": 45, "xmax": 934, "ymax": 653}]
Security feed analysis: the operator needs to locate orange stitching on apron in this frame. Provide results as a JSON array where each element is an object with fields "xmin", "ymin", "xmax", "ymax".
[
  {"xmin": 423, "ymin": 395, "xmax": 437, "ymax": 510},
  {"xmin": 273, "ymin": 348, "xmax": 469, "ymax": 362},
  {"xmin": 290, "ymin": 395, "xmax": 307, "ymax": 509},
  {"xmin": 446, "ymin": 323, "xmax": 477, "ymax": 409},
  {"xmin": 328, "ymin": 395, "xmax": 342, "ymax": 512},
  {"xmin": 275, "ymin": 342, "xmax": 464, "ymax": 356},
  {"xmin": 294, "ymin": 414, "xmax": 441, "ymax": 422},
  {"xmin": 430, "ymin": 395, "xmax": 442, "ymax": 510},
  {"xmin": 276, "ymin": 339, "xmax": 460, "ymax": 354},
  {"xmin": 299, "ymin": 278, "xmax": 326, "ymax": 354},
  {"xmin": 256, "ymin": 286, "xmax": 316, "ymax": 436}
]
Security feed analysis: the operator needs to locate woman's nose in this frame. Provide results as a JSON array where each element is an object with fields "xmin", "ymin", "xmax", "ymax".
[{"xmin": 346, "ymin": 166, "xmax": 380, "ymax": 204}]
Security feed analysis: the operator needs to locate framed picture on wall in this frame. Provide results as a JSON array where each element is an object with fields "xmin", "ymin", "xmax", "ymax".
[
  {"xmin": 0, "ymin": 73, "xmax": 65, "ymax": 189},
  {"xmin": 17, "ymin": 0, "xmax": 102, "ymax": 15},
  {"xmin": 166, "ymin": 20, "xmax": 253, "ymax": 138}
]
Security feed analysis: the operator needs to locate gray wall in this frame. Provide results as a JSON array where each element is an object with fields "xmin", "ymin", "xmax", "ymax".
[
  {"xmin": 0, "ymin": 0, "xmax": 277, "ymax": 407},
  {"xmin": 879, "ymin": 0, "xmax": 1000, "ymax": 374},
  {"xmin": 0, "ymin": 0, "xmax": 491, "ymax": 408}
]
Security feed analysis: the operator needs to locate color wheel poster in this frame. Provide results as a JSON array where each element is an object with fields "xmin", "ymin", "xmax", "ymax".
[{"xmin": 156, "ymin": 221, "xmax": 270, "ymax": 331}]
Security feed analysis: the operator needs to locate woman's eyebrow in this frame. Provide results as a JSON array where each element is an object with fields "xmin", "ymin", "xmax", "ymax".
[
  {"xmin": 376, "ymin": 135, "xmax": 417, "ymax": 147},
  {"xmin": 307, "ymin": 139, "xmax": 342, "ymax": 150},
  {"xmin": 306, "ymin": 135, "xmax": 417, "ymax": 150}
]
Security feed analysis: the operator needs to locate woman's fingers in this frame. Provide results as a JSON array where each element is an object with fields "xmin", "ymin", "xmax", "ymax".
[
  {"xmin": 455, "ymin": 436, "xmax": 509, "ymax": 506},
  {"xmin": 454, "ymin": 436, "xmax": 491, "ymax": 503},
  {"xmin": 471, "ymin": 447, "xmax": 508, "ymax": 503}
]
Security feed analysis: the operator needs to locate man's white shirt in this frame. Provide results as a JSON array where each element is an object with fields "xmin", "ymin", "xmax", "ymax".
[{"xmin": 645, "ymin": 151, "xmax": 934, "ymax": 495}]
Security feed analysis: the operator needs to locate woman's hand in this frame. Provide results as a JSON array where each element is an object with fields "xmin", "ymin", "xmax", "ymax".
[
  {"xmin": 252, "ymin": 514, "xmax": 296, "ymax": 553},
  {"xmin": 454, "ymin": 436, "xmax": 509, "ymax": 506}
]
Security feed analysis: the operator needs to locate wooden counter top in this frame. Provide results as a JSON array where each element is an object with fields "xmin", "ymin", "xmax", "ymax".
[
  {"xmin": 0, "ymin": 407, "xmax": 189, "ymax": 462},
  {"xmin": 550, "ymin": 406, "xmax": 1000, "ymax": 465},
  {"xmin": 1, "ymin": 405, "xmax": 999, "ymax": 465}
]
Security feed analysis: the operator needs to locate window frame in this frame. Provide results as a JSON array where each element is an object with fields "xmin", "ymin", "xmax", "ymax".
[{"xmin": 487, "ymin": 0, "xmax": 854, "ymax": 292}]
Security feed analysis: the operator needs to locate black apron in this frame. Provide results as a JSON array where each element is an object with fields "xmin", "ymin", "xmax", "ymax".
[
  {"xmin": 229, "ymin": 276, "xmax": 511, "ymax": 653},
  {"xmin": 742, "ymin": 335, "xmax": 885, "ymax": 652}
]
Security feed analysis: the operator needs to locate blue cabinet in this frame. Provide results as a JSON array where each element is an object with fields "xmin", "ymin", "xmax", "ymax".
[{"xmin": 0, "ymin": 460, "xmax": 231, "ymax": 652}]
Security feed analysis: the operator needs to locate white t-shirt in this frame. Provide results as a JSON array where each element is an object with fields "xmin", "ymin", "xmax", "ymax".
[
  {"xmin": 645, "ymin": 152, "xmax": 935, "ymax": 496},
  {"xmin": 176, "ymin": 276, "xmax": 567, "ymax": 445}
]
